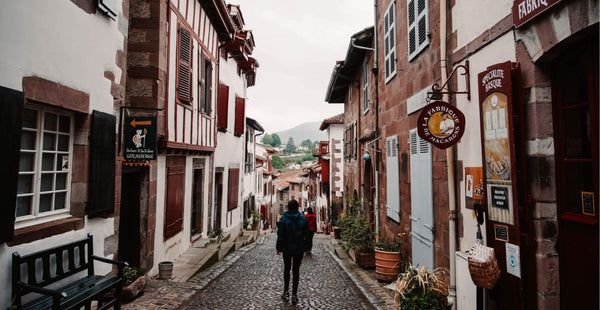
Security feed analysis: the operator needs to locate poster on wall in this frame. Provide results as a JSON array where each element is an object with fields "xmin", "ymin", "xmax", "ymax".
[
  {"xmin": 478, "ymin": 62, "xmax": 519, "ymax": 225},
  {"xmin": 465, "ymin": 167, "xmax": 484, "ymax": 209}
]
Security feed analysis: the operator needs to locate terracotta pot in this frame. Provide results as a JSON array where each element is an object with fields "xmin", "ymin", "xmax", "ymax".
[
  {"xmin": 122, "ymin": 275, "xmax": 148, "ymax": 301},
  {"xmin": 375, "ymin": 249, "xmax": 402, "ymax": 281},
  {"xmin": 351, "ymin": 250, "xmax": 375, "ymax": 268}
]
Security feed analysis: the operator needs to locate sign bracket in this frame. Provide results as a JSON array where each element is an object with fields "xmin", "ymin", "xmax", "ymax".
[
  {"xmin": 118, "ymin": 106, "xmax": 163, "ymax": 154},
  {"xmin": 427, "ymin": 60, "xmax": 470, "ymax": 101}
]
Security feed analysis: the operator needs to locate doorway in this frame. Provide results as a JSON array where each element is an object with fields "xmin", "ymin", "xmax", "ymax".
[
  {"xmin": 118, "ymin": 166, "xmax": 141, "ymax": 267},
  {"xmin": 215, "ymin": 171, "xmax": 223, "ymax": 229},
  {"xmin": 191, "ymin": 169, "xmax": 203, "ymax": 236},
  {"xmin": 552, "ymin": 35, "xmax": 599, "ymax": 309}
]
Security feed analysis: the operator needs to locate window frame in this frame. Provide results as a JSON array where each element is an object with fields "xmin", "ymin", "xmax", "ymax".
[
  {"xmin": 363, "ymin": 59, "xmax": 370, "ymax": 113},
  {"xmin": 407, "ymin": 0, "xmax": 430, "ymax": 61},
  {"xmin": 15, "ymin": 105, "xmax": 74, "ymax": 229},
  {"xmin": 383, "ymin": 0, "xmax": 397, "ymax": 83}
]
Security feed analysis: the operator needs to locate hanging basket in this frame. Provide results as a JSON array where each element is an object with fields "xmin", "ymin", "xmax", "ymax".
[{"xmin": 467, "ymin": 243, "xmax": 501, "ymax": 289}]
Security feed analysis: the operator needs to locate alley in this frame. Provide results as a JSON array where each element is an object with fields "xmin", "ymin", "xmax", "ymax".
[{"xmin": 183, "ymin": 234, "xmax": 375, "ymax": 310}]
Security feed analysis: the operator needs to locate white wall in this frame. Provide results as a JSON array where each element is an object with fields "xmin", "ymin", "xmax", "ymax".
[
  {"xmin": 328, "ymin": 124, "xmax": 344, "ymax": 197},
  {"xmin": 214, "ymin": 49, "xmax": 247, "ymax": 234},
  {"xmin": 0, "ymin": 1, "xmax": 124, "ymax": 306},
  {"xmin": 454, "ymin": 31, "xmax": 516, "ymax": 251},
  {"xmin": 451, "ymin": 0, "xmax": 513, "ymax": 51}
]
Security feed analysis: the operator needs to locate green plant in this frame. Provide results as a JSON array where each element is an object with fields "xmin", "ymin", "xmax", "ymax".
[
  {"xmin": 339, "ymin": 197, "xmax": 374, "ymax": 253},
  {"xmin": 123, "ymin": 267, "xmax": 146, "ymax": 286},
  {"xmin": 251, "ymin": 210, "xmax": 260, "ymax": 224},
  {"xmin": 243, "ymin": 219, "xmax": 249, "ymax": 229},
  {"xmin": 395, "ymin": 264, "xmax": 450, "ymax": 310},
  {"xmin": 208, "ymin": 227, "xmax": 223, "ymax": 239},
  {"xmin": 375, "ymin": 233, "xmax": 406, "ymax": 252}
]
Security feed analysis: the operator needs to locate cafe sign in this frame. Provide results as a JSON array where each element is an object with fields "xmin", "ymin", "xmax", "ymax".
[
  {"xmin": 513, "ymin": 0, "xmax": 563, "ymax": 28},
  {"xmin": 124, "ymin": 116, "xmax": 157, "ymax": 160},
  {"xmin": 417, "ymin": 100, "xmax": 466, "ymax": 149}
]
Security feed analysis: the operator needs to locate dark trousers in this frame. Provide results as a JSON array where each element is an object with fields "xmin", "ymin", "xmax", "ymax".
[
  {"xmin": 306, "ymin": 231, "xmax": 315, "ymax": 251},
  {"xmin": 283, "ymin": 253, "xmax": 303, "ymax": 295}
]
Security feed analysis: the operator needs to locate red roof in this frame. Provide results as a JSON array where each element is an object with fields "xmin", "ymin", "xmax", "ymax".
[{"xmin": 319, "ymin": 113, "xmax": 344, "ymax": 130}]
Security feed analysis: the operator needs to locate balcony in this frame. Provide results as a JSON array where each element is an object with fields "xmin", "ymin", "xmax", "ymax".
[{"xmin": 313, "ymin": 141, "xmax": 329, "ymax": 156}]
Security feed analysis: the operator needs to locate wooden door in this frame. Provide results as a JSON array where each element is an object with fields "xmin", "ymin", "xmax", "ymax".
[
  {"xmin": 118, "ymin": 167, "xmax": 141, "ymax": 266},
  {"xmin": 191, "ymin": 169, "xmax": 203, "ymax": 236},
  {"xmin": 215, "ymin": 172, "xmax": 223, "ymax": 229},
  {"xmin": 552, "ymin": 38, "xmax": 599, "ymax": 309}
]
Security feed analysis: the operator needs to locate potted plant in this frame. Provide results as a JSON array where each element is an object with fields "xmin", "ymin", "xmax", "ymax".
[
  {"xmin": 374, "ymin": 233, "xmax": 406, "ymax": 281},
  {"xmin": 251, "ymin": 211, "xmax": 260, "ymax": 230},
  {"xmin": 395, "ymin": 264, "xmax": 450, "ymax": 310},
  {"xmin": 122, "ymin": 267, "xmax": 148, "ymax": 301},
  {"xmin": 340, "ymin": 198, "xmax": 375, "ymax": 268},
  {"xmin": 208, "ymin": 227, "xmax": 223, "ymax": 243}
]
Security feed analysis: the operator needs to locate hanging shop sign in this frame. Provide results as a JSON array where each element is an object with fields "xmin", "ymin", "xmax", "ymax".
[
  {"xmin": 478, "ymin": 61, "xmax": 520, "ymax": 226},
  {"xmin": 512, "ymin": 0, "xmax": 563, "ymax": 28},
  {"xmin": 417, "ymin": 100, "xmax": 465, "ymax": 149},
  {"xmin": 124, "ymin": 116, "xmax": 157, "ymax": 160}
]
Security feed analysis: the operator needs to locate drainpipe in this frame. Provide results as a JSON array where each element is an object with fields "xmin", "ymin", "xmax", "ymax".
[
  {"xmin": 440, "ymin": 0, "xmax": 457, "ymax": 308},
  {"xmin": 373, "ymin": 0, "xmax": 380, "ymax": 238}
]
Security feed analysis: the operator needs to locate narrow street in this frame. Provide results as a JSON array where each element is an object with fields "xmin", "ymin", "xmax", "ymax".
[{"xmin": 183, "ymin": 233, "xmax": 375, "ymax": 310}]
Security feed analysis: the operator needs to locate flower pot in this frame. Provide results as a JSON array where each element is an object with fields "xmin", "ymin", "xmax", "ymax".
[
  {"xmin": 158, "ymin": 261, "xmax": 173, "ymax": 280},
  {"xmin": 375, "ymin": 249, "xmax": 402, "ymax": 282},
  {"xmin": 122, "ymin": 274, "xmax": 148, "ymax": 301},
  {"xmin": 351, "ymin": 250, "xmax": 375, "ymax": 268},
  {"xmin": 333, "ymin": 226, "xmax": 341, "ymax": 239}
]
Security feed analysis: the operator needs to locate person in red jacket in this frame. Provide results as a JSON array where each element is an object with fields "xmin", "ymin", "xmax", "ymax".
[{"xmin": 304, "ymin": 207, "xmax": 317, "ymax": 254}]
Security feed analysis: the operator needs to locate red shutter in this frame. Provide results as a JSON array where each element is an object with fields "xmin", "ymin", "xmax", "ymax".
[
  {"xmin": 234, "ymin": 97, "xmax": 245, "ymax": 136},
  {"xmin": 217, "ymin": 84, "xmax": 229, "ymax": 130},
  {"xmin": 165, "ymin": 163, "xmax": 185, "ymax": 239},
  {"xmin": 227, "ymin": 168, "xmax": 239, "ymax": 210},
  {"xmin": 177, "ymin": 26, "xmax": 193, "ymax": 104}
]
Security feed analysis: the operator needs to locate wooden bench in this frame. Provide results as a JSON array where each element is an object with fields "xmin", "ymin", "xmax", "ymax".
[{"xmin": 11, "ymin": 234, "xmax": 128, "ymax": 310}]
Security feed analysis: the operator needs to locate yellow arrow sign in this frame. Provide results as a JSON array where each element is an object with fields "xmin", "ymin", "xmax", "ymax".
[{"xmin": 130, "ymin": 119, "xmax": 152, "ymax": 127}]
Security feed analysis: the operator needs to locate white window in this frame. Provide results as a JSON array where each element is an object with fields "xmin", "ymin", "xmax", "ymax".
[
  {"xmin": 16, "ymin": 106, "xmax": 73, "ymax": 226},
  {"xmin": 407, "ymin": 0, "xmax": 430, "ymax": 61},
  {"xmin": 363, "ymin": 59, "xmax": 369, "ymax": 113},
  {"xmin": 383, "ymin": 1, "xmax": 397, "ymax": 83}
]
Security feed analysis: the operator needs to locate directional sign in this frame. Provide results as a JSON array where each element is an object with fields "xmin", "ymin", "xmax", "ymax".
[{"xmin": 124, "ymin": 116, "xmax": 157, "ymax": 160}]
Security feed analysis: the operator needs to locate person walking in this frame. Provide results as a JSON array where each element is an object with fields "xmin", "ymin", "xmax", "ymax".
[
  {"xmin": 304, "ymin": 207, "xmax": 317, "ymax": 254},
  {"xmin": 276, "ymin": 199, "xmax": 309, "ymax": 304}
]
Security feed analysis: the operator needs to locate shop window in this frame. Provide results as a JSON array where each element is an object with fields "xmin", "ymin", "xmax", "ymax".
[
  {"xmin": 407, "ymin": 0, "xmax": 429, "ymax": 61},
  {"xmin": 16, "ymin": 106, "xmax": 73, "ymax": 227}
]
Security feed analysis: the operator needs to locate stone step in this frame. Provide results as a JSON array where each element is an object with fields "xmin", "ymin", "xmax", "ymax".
[
  {"xmin": 171, "ymin": 243, "xmax": 219, "ymax": 283},
  {"xmin": 218, "ymin": 241, "xmax": 236, "ymax": 260}
]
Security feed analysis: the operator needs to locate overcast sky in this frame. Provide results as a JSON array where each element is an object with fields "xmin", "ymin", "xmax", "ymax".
[{"xmin": 233, "ymin": 0, "xmax": 374, "ymax": 133}]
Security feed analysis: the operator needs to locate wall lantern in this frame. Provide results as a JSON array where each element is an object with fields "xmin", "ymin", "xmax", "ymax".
[{"xmin": 427, "ymin": 60, "xmax": 471, "ymax": 101}]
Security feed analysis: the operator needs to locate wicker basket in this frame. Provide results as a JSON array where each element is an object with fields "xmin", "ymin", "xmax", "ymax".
[{"xmin": 467, "ymin": 244, "xmax": 501, "ymax": 289}]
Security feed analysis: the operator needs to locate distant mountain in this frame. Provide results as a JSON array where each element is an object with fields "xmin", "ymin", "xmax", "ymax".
[{"xmin": 270, "ymin": 121, "xmax": 326, "ymax": 145}]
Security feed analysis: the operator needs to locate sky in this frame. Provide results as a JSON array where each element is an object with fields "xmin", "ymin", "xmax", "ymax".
[{"xmin": 233, "ymin": 0, "xmax": 374, "ymax": 133}]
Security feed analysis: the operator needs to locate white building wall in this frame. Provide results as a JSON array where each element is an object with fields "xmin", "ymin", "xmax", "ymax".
[
  {"xmin": 214, "ymin": 51, "xmax": 247, "ymax": 235},
  {"xmin": 451, "ymin": 0, "xmax": 513, "ymax": 51},
  {"xmin": 454, "ymin": 31, "xmax": 516, "ymax": 253},
  {"xmin": 0, "ymin": 0, "xmax": 125, "ymax": 306},
  {"xmin": 328, "ymin": 124, "xmax": 344, "ymax": 197}
]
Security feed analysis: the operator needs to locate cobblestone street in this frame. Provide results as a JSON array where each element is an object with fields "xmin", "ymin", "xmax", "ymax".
[{"xmin": 183, "ymin": 233, "xmax": 375, "ymax": 310}]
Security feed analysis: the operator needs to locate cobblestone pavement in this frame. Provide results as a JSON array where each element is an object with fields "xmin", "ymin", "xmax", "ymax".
[{"xmin": 183, "ymin": 234, "xmax": 375, "ymax": 310}]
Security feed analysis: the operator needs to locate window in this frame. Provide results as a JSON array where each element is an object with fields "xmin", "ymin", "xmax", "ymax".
[
  {"xmin": 234, "ymin": 97, "xmax": 245, "ymax": 136},
  {"xmin": 363, "ymin": 59, "xmax": 369, "ymax": 113},
  {"xmin": 407, "ymin": 0, "xmax": 430, "ymax": 61},
  {"xmin": 343, "ymin": 123, "xmax": 357, "ymax": 160},
  {"xmin": 16, "ymin": 106, "xmax": 73, "ymax": 225},
  {"xmin": 177, "ymin": 25, "xmax": 193, "ymax": 104},
  {"xmin": 199, "ymin": 56, "xmax": 212, "ymax": 114},
  {"xmin": 383, "ymin": 1, "xmax": 397, "ymax": 82},
  {"xmin": 217, "ymin": 84, "xmax": 229, "ymax": 130}
]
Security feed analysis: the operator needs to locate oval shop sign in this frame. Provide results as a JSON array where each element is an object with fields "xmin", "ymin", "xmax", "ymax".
[{"xmin": 417, "ymin": 101, "xmax": 465, "ymax": 149}]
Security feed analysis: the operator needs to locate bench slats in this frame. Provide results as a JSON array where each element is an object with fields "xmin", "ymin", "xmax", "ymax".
[
  {"xmin": 67, "ymin": 247, "xmax": 75, "ymax": 272},
  {"xmin": 42, "ymin": 255, "xmax": 50, "ymax": 283},
  {"xmin": 26, "ymin": 260, "xmax": 37, "ymax": 285},
  {"xmin": 55, "ymin": 249, "xmax": 64, "ymax": 278}
]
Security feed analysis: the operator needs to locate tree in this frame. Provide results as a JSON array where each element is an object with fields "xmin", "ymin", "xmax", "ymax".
[
  {"xmin": 285, "ymin": 137, "xmax": 296, "ymax": 153},
  {"xmin": 300, "ymin": 139, "xmax": 313, "ymax": 149},
  {"xmin": 272, "ymin": 154, "xmax": 284, "ymax": 169},
  {"xmin": 262, "ymin": 133, "xmax": 273, "ymax": 146},
  {"xmin": 271, "ymin": 134, "xmax": 281, "ymax": 147}
]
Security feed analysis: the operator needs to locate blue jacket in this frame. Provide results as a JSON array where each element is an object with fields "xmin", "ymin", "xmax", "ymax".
[{"xmin": 276, "ymin": 211, "xmax": 309, "ymax": 256}]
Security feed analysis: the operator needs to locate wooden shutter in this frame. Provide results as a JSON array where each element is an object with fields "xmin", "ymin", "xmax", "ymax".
[
  {"xmin": 0, "ymin": 86, "xmax": 23, "ymax": 242},
  {"xmin": 177, "ymin": 25, "xmax": 193, "ymax": 104},
  {"xmin": 234, "ymin": 97, "xmax": 245, "ymax": 136},
  {"xmin": 384, "ymin": 1, "xmax": 397, "ymax": 82},
  {"xmin": 227, "ymin": 168, "xmax": 239, "ymax": 210},
  {"xmin": 385, "ymin": 135, "xmax": 400, "ymax": 222},
  {"xmin": 217, "ymin": 84, "xmax": 229, "ymax": 130},
  {"xmin": 407, "ymin": 0, "xmax": 429, "ymax": 61},
  {"xmin": 165, "ymin": 163, "xmax": 185, "ymax": 239},
  {"xmin": 88, "ymin": 110, "xmax": 116, "ymax": 218}
]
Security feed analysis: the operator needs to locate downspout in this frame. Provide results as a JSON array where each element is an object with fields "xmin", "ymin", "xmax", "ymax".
[
  {"xmin": 440, "ymin": 0, "xmax": 457, "ymax": 308},
  {"xmin": 373, "ymin": 0, "xmax": 380, "ymax": 237}
]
